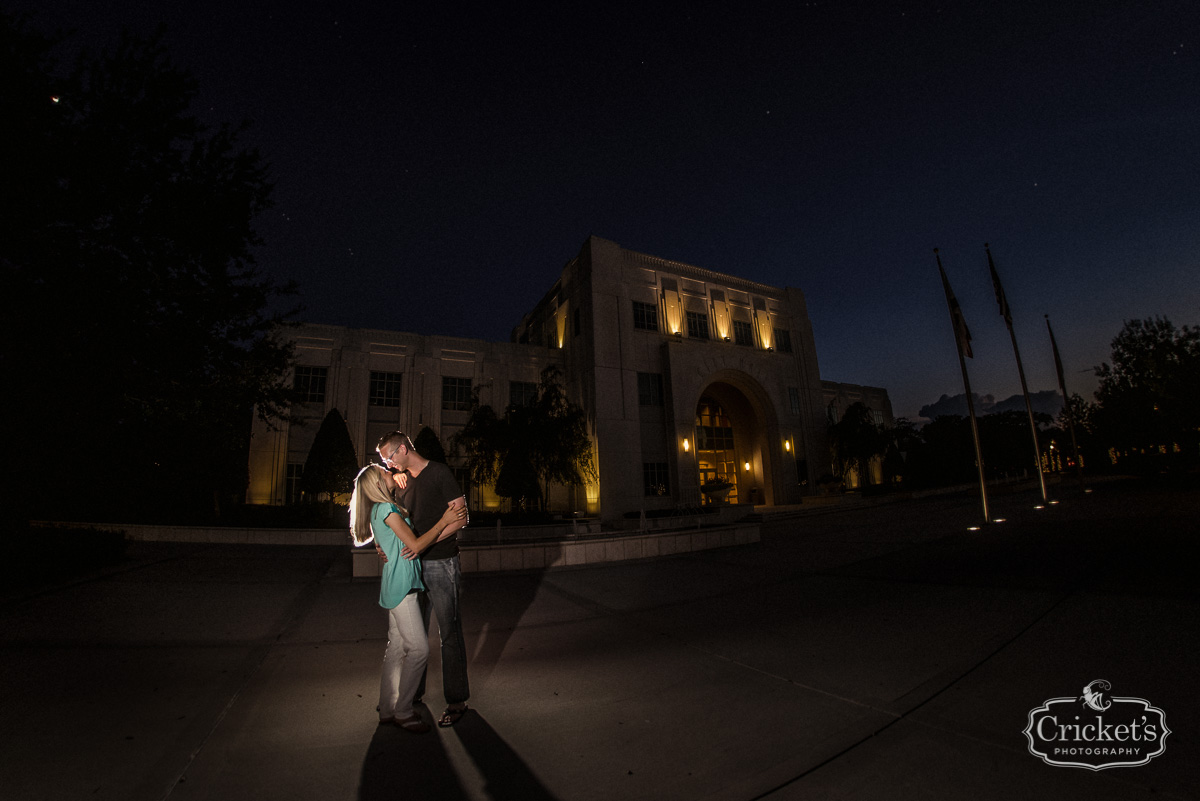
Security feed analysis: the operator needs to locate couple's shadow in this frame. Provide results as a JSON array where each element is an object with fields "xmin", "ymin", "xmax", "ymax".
[{"xmin": 358, "ymin": 709, "xmax": 558, "ymax": 800}]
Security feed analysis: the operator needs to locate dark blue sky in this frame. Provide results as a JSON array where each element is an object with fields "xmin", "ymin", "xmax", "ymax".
[{"xmin": 17, "ymin": 1, "xmax": 1199, "ymax": 420}]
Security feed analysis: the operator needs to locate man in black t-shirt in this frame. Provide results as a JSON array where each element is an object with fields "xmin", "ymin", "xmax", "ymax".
[{"xmin": 378, "ymin": 431, "xmax": 470, "ymax": 727}]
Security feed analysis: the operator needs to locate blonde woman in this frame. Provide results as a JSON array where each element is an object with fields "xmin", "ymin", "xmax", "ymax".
[{"xmin": 350, "ymin": 465, "xmax": 465, "ymax": 732}]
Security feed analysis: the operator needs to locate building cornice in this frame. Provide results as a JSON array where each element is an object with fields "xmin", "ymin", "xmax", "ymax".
[{"xmin": 623, "ymin": 249, "xmax": 783, "ymax": 297}]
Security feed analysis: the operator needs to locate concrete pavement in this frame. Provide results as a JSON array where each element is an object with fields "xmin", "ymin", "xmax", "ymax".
[{"xmin": 0, "ymin": 477, "xmax": 1195, "ymax": 800}]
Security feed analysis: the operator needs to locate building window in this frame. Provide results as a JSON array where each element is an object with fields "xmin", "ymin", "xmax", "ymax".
[
  {"xmin": 774, "ymin": 328, "xmax": 793, "ymax": 353},
  {"xmin": 873, "ymin": 409, "xmax": 885, "ymax": 425},
  {"xmin": 788, "ymin": 386, "xmax": 801, "ymax": 416},
  {"xmin": 294, "ymin": 366, "xmax": 327, "ymax": 403},
  {"xmin": 686, "ymin": 311, "xmax": 710, "ymax": 340},
  {"xmin": 643, "ymin": 462, "xmax": 670, "ymax": 496},
  {"xmin": 285, "ymin": 463, "xmax": 306, "ymax": 505},
  {"xmin": 509, "ymin": 380, "xmax": 537, "ymax": 408},
  {"xmin": 733, "ymin": 320, "xmax": 754, "ymax": 347},
  {"xmin": 637, "ymin": 372, "xmax": 664, "ymax": 406},
  {"xmin": 368, "ymin": 371, "xmax": 402, "ymax": 407},
  {"xmin": 632, "ymin": 300, "xmax": 658, "ymax": 331},
  {"xmin": 442, "ymin": 377, "xmax": 473, "ymax": 411},
  {"xmin": 827, "ymin": 403, "xmax": 840, "ymax": 425}
]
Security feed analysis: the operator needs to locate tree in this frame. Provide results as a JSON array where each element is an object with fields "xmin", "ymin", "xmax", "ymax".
[
  {"xmin": 302, "ymin": 409, "xmax": 359, "ymax": 503},
  {"xmin": 453, "ymin": 400, "xmax": 503, "ymax": 487},
  {"xmin": 1093, "ymin": 317, "xmax": 1200, "ymax": 466},
  {"xmin": 906, "ymin": 415, "xmax": 977, "ymax": 488},
  {"xmin": 1, "ymin": 16, "xmax": 295, "ymax": 520},
  {"xmin": 529, "ymin": 366, "xmax": 596, "ymax": 493},
  {"xmin": 976, "ymin": 410, "xmax": 1052, "ymax": 480},
  {"xmin": 453, "ymin": 366, "xmax": 595, "ymax": 513},
  {"xmin": 412, "ymin": 426, "xmax": 448, "ymax": 464},
  {"xmin": 879, "ymin": 417, "xmax": 922, "ymax": 486},
  {"xmin": 829, "ymin": 403, "xmax": 887, "ymax": 487}
]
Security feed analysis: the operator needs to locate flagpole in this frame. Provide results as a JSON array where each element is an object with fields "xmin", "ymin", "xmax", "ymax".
[
  {"xmin": 986, "ymin": 244, "xmax": 1048, "ymax": 502},
  {"xmin": 1045, "ymin": 315, "xmax": 1087, "ymax": 490},
  {"xmin": 936, "ymin": 249, "xmax": 990, "ymax": 524}
]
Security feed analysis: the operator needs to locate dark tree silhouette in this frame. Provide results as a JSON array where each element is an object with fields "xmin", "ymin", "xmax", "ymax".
[
  {"xmin": 413, "ymin": 426, "xmax": 448, "ymax": 464},
  {"xmin": 453, "ymin": 366, "xmax": 595, "ymax": 513},
  {"xmin": 1093, "ymin": 316, "xmax": 1200, "ymax": 468},
  {"xmin": 302, "ymin": 409, "xmax": 359, "ymax": 503},
  {"xmin": 829, "ymin": 402, "xmax": 887, "ymax": 487},
  {"xmin": 1, "ymin": 15, "xmax": 295, "ymax": 520}
]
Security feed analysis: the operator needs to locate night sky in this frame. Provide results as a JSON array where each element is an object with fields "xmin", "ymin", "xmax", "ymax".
[{"xmin": 15, "ymin": 1, "xmax": 1199, "ymax": 420}]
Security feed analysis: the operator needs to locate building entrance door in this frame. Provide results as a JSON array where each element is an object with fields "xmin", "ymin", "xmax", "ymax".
[{"xmin": 695, "ymin": 397, "xmax": 738, "ymax": 505}]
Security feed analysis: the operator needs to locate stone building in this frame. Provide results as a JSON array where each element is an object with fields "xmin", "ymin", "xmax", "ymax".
[{"xmin": 246, "ymin": 236, "xmax": 892, "ymax": 524}]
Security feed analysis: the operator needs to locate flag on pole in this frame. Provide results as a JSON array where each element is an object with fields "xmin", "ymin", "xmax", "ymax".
[
  {"xmin": 935, "ymin": 249, "xmax": 973, "ymax": 358},
  {"xmin": 1046, "ymin": 315, "xmax": 1067, "ymax": 391},
  {"xmin": 985, "ymin": 243, "xmax": 1012, "ymax": 325}
]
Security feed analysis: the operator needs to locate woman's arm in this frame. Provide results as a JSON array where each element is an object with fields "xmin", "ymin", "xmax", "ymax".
[
  {"xmin": 385, "ymin": 503, "xmax": 466, "ymax": 555},
  {"xmin": 399, "ymin": 502, "xmax": 467, "ymax": 561}
]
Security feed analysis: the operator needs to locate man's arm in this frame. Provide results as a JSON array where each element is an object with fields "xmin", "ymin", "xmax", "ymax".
[
  {"xmin": 401, "ymin": 500, "xmax": 466, "ymax": 560},
  {"xmin": 437, "ymin": 496, "xmax": 467, "ymax": 541}
]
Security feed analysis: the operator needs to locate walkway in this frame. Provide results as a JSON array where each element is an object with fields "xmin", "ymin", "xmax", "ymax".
[{"xmin": 0, "ymin": 477, "xmax": 1194, "ymax": 800}]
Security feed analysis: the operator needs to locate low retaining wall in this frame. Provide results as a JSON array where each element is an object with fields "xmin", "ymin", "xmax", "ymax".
[
  {"xmin": 34, "ymin": 518, "xmax": 762, "ymax": 576},
  {"xmin": 463, "ymin": 522, "xmax": 760, "ymax": 574},
  {"xmin": 351, "ymin": 521, "xmax": 761, "ymax": 577}
]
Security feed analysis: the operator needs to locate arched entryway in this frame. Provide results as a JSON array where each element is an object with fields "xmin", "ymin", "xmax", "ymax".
[{"xmin": 692, "ymin": 377, "xmax": 776, "ymax": 507}]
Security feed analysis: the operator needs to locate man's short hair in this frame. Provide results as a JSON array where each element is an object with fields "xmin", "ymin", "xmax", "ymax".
[{"xmin": 376, "ymin": 430, "xmax": 413, "ymax": 453}]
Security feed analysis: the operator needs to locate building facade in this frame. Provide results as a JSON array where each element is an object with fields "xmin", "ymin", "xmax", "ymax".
[{"xmin": 247, "ymin": 236, "xmax": 892, "ymax": 524}]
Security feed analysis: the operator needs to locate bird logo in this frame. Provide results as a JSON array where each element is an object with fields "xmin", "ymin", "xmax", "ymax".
[{"xmin": 1081, "ymin": 679, "xmax": 1112, "ymax": 712}]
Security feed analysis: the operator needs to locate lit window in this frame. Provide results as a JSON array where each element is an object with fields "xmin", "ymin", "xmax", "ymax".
[{"xmin": 368, "ymin": 371, "xmax": 402, "ymax": 407}]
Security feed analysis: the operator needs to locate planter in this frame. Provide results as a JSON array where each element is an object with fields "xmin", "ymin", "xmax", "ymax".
[{"xmin": 700, "ymin": 482, "xmax": 734, "ymax": 505}]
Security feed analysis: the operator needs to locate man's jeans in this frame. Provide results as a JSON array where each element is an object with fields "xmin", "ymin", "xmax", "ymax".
[{"xmin": 417, "ymin": 555, "xmax": 470, "ymax": 705}]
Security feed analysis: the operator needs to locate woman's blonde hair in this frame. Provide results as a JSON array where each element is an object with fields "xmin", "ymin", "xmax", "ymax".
[{"xmin": 349, "ymin": 465, "xmax": 403, "ymax": 545}]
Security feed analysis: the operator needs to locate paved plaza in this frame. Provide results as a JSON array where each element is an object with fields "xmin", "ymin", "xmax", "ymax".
[{"xmin": 1, "ymin": 477, "xmax": 1195, "ymax": 800}]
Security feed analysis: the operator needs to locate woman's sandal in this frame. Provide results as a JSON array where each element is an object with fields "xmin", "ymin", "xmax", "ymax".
[
  {"xmin": 394, "ymin": 714, "xmax": 431, "ymax": 734},
  {"xmin": 437, "ymin": 705, "xmax": 468, "ymax": 728}
]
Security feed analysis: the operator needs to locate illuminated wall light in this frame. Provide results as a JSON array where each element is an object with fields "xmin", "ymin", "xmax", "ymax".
[
  {"xmin": 992, "ymin": 518, "xmax": 1007, "ymax": 523},
  {"xmin": 744, "ymin": 461, "xmax": 750, "ymax": 471},
  {"xmin": 784, "ymin": 439, "xmax": 791, "ymax": 451},
  {"xmin": 682, "ymin": 438, "xmax": 690, "ymax": 452},
  {"xmin": 968, "ymin": 526, "xmax": 981, "ymax": 531}
]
